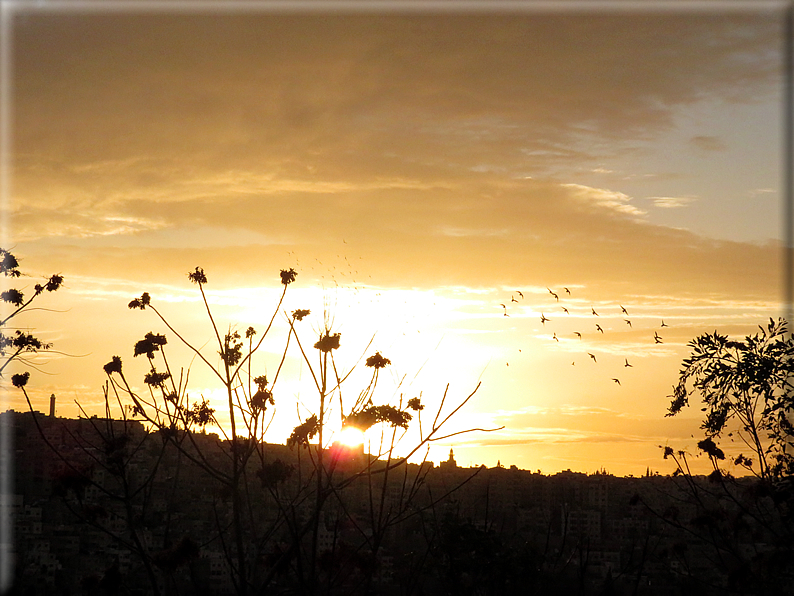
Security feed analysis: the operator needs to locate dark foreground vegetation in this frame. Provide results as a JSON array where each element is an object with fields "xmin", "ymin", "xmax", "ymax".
[
  {"xmin": 4, "ymin": 250, "xmax": 794, "ymax": 595},
  {"xmin": 7, "ymin": 410, "xmax": 794, "ymax": 596}
]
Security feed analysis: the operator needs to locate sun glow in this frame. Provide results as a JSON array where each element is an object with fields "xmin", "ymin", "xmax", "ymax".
[{"xmin": 337, "ymin": 426, "xmax": 365, "ymax": 447}]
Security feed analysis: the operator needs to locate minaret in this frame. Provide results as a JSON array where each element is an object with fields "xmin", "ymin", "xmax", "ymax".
[
  {"xmin": 440, "ymin": 448, "xmax": 458, "ymax": 470},
  {"xmin": 49, "ymin": 394, "xmax": 56, "ymax": 417}
]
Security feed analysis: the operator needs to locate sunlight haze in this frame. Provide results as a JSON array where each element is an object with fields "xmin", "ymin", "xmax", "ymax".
[{"xmin": 2, "ymin": 1, "xmax": 787, "ymax": 477}]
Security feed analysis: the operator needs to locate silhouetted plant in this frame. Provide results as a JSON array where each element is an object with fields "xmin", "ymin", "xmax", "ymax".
[
  {"xmin": 0, "ymin": 248, "xmax": 63, "ymax": 376},
  {"xmin": 85, "ymin": 264, "xmax": 489, "ymax": 596},
  {"xmin": 649, "ymin": 318, "xmax": 794, "ymax": 595},
  {"xmin": 667, "ymin": 317, "xmax": 794, "ymax": 481}
]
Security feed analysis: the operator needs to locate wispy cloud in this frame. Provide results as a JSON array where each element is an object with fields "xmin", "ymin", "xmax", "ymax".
[
  {"xmin": 457, "ymin": 428, "xmax": 661, "ymax": 447},
  {"xmin": 561, "ymin": 183, "xmax": 646, "ymax": 218},
  {"xmin": 453, "ymin": 407, "xmax": 705, "ymax": 450},
  {"xmin": 9, "ymin": 210, "xmax": 168, "ymax": 241},
  {"xmin": 650, "ymin": 196, "xmax": 695, "ymax": 209}
]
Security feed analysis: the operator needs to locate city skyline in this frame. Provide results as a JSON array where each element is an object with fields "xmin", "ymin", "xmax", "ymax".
[{"xmin": 3, "ymin": 2, "xmax": 788, "ymax": 476}]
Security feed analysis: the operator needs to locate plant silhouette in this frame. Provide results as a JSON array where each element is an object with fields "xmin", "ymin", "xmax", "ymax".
[{"xmin": 14, "ymin": 264, "xmax": 491, "ymax": 595}]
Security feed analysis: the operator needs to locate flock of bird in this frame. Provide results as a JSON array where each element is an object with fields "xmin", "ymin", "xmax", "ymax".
[{"xmin": 499, "ymin": 286, "xmax": 671, "ymax": 387}]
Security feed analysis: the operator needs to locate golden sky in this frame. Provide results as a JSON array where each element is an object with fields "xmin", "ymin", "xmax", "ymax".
[{"xmin": 3, "ymin": 3, "xmax": 787, "ymax": 475}]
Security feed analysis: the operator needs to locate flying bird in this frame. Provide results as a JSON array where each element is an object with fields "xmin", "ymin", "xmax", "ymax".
[
  {"xmin": 596, "ymin": 324, "xmax": 604, "ymax": 333},
  {"xmin": 661, "ymin": 320, "xmax": 669, "ymax": 327},
  {"xmin": 564, "ymin": 287, "xmax": 571, "ymax": 295},
  {"xmin": 516, "ymin": 291, "xmax": 524, "ymax": 298},
  {"xmin": 574, "ymin": 331, "xmax": 582, "ymax": 339},
  {"xmin": 612, "ymin": 378, "xmax": 621, "ymax": 385},
  {"xmin": 624, "ymin": 358, "xmax": 633, "ymax": 367},
  {"xmin": 592, "ymin": 307, "xmax": 599, "ymax": 316},
  {"xmin": 621, "ymin": 305, "xmax": 629, "ymax": 315},
  {"xmin": 548, "ymin": 288, "xmax": 559, "ymax": 301},
  {"xmin": 588, "ymin": 353, "xmax": 597, "ymax": 363},
  {"xmin": 654, "ymin": 332, "xmax": 663, "ymax": 344},
  {"xmin": 553, "ymin": 333, "xmax": 559, "ymax": 342},
  {"xmin": 540, "ymin": 313, "xmax": 550, "ymax": 325},
  {"xmin": 561, "ymin": 307, "xmax": 569, "ymax": 314},
  {"xmin": 625, "ymin": 319, "xmax": 632, "ymax": 327},
  {"xmin": 511, "ymin": 296, "xmax": 518, "ymax": 303}
]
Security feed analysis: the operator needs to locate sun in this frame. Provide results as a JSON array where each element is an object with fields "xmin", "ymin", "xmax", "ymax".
[{"xmin": 337, "ymin": 426, "xmax": 365, "ymax": 447}]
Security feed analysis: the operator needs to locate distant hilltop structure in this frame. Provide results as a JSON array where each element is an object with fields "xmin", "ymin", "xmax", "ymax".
[
  {"xmin": 49, "ymin": 393, "xmax": 55, "ymax": 418},
  {"xmin": 440, "ymin": 447, "xmax": 458, "ymax": 469}
]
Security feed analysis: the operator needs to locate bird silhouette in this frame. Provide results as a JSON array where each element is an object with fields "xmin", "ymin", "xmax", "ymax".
[
  {"xmin": 654, "ymin": 332, "xmax": 663, "ymax": 344},
  {"xmin": 516, "ymin": 291, "xmax": 524, "ymax": 299},
  {"xmin": 621, "ymin": 305, "xmax": 629, "ymax": 315},
  {"xmin": 612, "ymin": 378, "xmax": 621, "ymax": 385},
  {"xmin": 592, "ymin": 307, "xmax": 599, "ymax": 316},
  {"xmin": 574, "ymin": 331, "xmax": 582, "ymax": 339},
  {"xmin": 588, "ymin": 353, "xmax": 597, "ymax": 363},
  {"xmin": 625, "ymin": 319, "xmax": 632, "ymax": 327},
  {"xmin": 540, "ymin": 313, "xmax": 550, "ymax": 325},
  {"xmin": 624, "ymin": 358, "xmax": 633, "ymax": 367},
  {"xmin": 548, "ymin": 288, "xmax": 559, "ymax": 301},
  {"xmin": 564, "ymin": 287, "xmax": 571, "ymax": 295},
  {"xmin": 511, "ymin": 296, "xmax": 518, "ymax": 303},
  {"xmin": 561, "ymin": 307, "xmax": 569, "ymax": 314},
  {"xmin": 553, "ymin": 333, "xmax": 559, "ymax": 342},
  {"xmin": 596, "ymin": 324, "xmax": 603, "ymax": 333},
  {"xmin": 661, "ymin": 320, "xmax": 668, "ymax": 327}
]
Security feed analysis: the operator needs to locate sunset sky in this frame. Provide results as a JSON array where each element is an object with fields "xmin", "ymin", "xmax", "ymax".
[{"xmin": 2, "ymin": 1, "xmax": 788, "ymax": 476}]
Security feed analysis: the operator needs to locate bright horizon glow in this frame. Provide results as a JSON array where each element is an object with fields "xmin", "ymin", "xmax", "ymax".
[{"xmin": 4, "ymin": 7, "xmax": 786, "ymax": 477}]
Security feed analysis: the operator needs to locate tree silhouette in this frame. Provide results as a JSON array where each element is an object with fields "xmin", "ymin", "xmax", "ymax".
[
  {"xmin": 667, "ymin": 317, "xmax": 794, "ymax": 480},
  {"xmin": 645, "ymin": 318, "xmax": 794, "ymax": 595}
]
